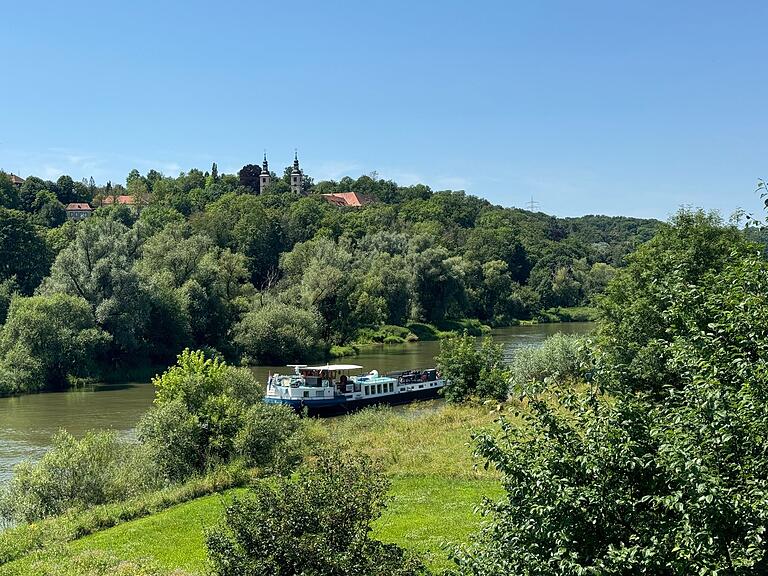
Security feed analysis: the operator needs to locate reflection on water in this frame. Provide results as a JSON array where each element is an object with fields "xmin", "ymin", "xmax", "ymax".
[{"xmin": 0, "ymin": 322, "xmax": 593, "ymax": 483}]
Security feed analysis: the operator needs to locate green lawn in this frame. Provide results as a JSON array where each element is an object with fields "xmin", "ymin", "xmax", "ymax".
[
  {"xmin": 70, "ymin": 489, "xmax": 247, "ymax": 574},
  {"xmin": 53, "ymin": 475, "xmax": 501, "ymax": 574}
]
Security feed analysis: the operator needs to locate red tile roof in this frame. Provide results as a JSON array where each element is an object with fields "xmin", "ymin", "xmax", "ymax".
[
  {"xmin": 101, "ymin": 195, "xmax": 136, "ymax": 205},
  {"xmin": 8, "ymin": 174, "xmax": 24, "ymax": 186},
  {"xmin": 321, "ymin": 191, "xmax": 375, "ymax": 207},
  {"xmin": 65, "ymin": 203, "xmax": 93, "ymax": 211}
]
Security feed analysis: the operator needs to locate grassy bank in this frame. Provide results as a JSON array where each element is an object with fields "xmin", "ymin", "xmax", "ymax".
[
  {"xmin": 330, "ymin": 319, "xmax": 493, "ymax": 358},
  {"xmin": 0, "ymin": 402, "xmax": 505, "ymax": 575}
]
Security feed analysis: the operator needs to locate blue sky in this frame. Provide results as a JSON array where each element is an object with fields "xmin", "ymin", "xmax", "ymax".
[{"xmin": 2, "ymin": 0, "xmax": 767, "ymax": 219}]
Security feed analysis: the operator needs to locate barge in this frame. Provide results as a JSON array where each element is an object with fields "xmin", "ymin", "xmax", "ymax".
[{"xmin": 263, "ymin": 364, "xmax": 445, "ymax": 416}]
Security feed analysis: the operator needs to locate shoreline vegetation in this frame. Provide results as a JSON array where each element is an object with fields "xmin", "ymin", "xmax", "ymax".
[{"xmin": 0, "ymin": 167, "xmax": 654, "ymax": 398}]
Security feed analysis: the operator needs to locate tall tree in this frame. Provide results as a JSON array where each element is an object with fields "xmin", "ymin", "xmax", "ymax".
[{"xmin": 238, "ymin": 164, "xmax": 261, "ymax": 193}]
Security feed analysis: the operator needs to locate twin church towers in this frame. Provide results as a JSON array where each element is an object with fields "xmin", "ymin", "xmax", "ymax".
[{"xmin": 259, "ymin": 151, "xmax": 304, "ymax": 194}]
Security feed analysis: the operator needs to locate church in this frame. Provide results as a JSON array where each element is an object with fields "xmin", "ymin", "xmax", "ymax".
[{"xmin": 259, "ymin": 151, "xmax": 303, "ymax": 194}]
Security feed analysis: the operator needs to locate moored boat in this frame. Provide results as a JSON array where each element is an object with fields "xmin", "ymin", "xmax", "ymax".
[{"xmin": 263, "ymin": 364, "xmax": 445, "ymax": 416}]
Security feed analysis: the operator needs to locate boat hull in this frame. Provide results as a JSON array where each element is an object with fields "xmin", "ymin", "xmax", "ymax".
[{"xmin": 264, "ymin": 385, "xmax": 443, "ymax": 417}]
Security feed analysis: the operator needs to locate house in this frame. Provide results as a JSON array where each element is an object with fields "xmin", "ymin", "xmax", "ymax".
[
  {"xmin": 321, "ymin": 191, "xmax": 375, "ymax": 208},
  {"xmin": 101, "ymin": 195, "xmax": 136, "ymax": 206},
  {"xmin": 65, "ymin": 202, "xmax": 93, "ymax": 221},
  {"xmin": 8, "ymin": 174, "xmax": 24, "ymax": 188}
]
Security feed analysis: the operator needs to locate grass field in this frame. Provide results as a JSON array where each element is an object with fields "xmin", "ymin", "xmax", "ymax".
[{"xmin": 0, "ymin": 402, "xmax": 506, "ymax": 575}]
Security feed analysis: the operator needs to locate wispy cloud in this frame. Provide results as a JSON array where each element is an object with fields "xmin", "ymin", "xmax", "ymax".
[
  {"xmin": 435, "ymin": 176, "xmax": 470, "ymax": 190},
  {"xmin": 313, "ymin": 160, "xmax": 364, "ymax": 182}
]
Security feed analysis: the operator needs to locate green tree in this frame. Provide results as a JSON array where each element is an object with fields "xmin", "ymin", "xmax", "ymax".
[
  {"xmin": 40, "ymin": 217, "xmax": 149, "ymax": 356},
  {"xmin": 233, "ymin": 301, "xmax": 325, "ymax": 364},
  {"xmin": 0, "ymin": 172, "xmax": 20, "ymax": 209},
  {"xmin": 0, "ymin": 207, "xmax": 52, "ymax": 293},
  {"xmin": 238, "ymin": 163, "xmax": 261, "ymax": 193},
  {"xmin": 0, "ymin": 294, "xmax": 109, "ymax": 393}
]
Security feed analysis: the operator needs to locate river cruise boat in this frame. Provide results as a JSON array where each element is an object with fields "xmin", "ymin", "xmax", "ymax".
[{"xmin": 263, "ymin": 364, "xmax": 445, "ymax": 416}]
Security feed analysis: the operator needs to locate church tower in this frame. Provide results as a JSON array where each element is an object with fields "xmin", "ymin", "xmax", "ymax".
[
  {"xmin": 259, "ymin": 152, "xmax": 271, "ymax": 192},
  {"xmin": 290, "ymin": 150, "xmax": 303, "ymax": 194}
]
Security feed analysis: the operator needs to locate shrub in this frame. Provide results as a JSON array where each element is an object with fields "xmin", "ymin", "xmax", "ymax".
[
  {"xmin": 234, "ymin": 403, "xmax": 303, "ymax": 473},
  {"xmin": 138, "ymin": 349, "xmax": 303, "ymax": 481},
  {"xmin": 508, "ymin": 333, "xmax": 589, "ymax": 396},
  {"xmin": 0, "ymin": 430, "xmax": 160, "ymax": 524},
  {"xmin": 206, "ymin": 449, "xmax": 427, "ymax": 576},
  {"xmin": 437, "ymin": 332, "xmax": 510, "ymax": 402}
]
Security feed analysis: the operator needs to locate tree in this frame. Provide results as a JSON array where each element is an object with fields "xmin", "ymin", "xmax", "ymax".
[
  {"xmin": 0, "ymin": 172, "xmax": 20, "ymax": 209},
  {"xmin": 0, "ymin": 294, "xmax": 109, "ymax": 393},
  {"xmin": 0, "ymin": 207, "xmax": 52, "ymax": 293},
  {"xmin": 450, "ymin": 212, "xmax": 768, "ymax": 575},
  {"xmin": 596, "ymin": 208, "xmax": 751, "ymax": 395},
  {"xmin": 137, "ymin": 350, "xmax": 300, "ymax": 480},
  {"xmin": 233, "ymin": 301, "xmax": 325, "ymax": 364},
  {"xmin": 238, "ymin": 163, "xmax": 261, "ymax": 193},
  {"xmin": 40, "ymin": 217, "xmax": 149, "ymax": 356},
  {"xmin": 206, "ymin": 449, "xmax": 427, "ymax": 576}
]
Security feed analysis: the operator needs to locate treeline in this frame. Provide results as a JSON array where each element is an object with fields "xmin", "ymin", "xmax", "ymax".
[{"xmin": 0, "ymin": 167, "xmax": 657, "ymax": 394}]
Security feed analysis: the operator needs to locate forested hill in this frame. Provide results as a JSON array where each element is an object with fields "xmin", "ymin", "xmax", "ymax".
[{"xmin": 0, "ymin": 167, "xmax": 658, "ymax": 394}]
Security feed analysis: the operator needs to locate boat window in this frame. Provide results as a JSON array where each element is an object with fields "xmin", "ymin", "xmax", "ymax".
[
  {"xmin": 303, "ymin": 391, "xmax": 309, "ymax": 397},
  {"xmin": 377, "ymin": 384, "xmax": 382, "ymax": 394},
  {"xmin": 365, "ymin": 385, "xmax": 369, "ymax": 395}
]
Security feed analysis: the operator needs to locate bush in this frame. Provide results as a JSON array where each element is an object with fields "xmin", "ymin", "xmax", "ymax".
[
  {"xmin": 508, "ymin": 333, "xmax": 589, "ymax": 396},
  {"xmin": 206, "ymin": 449, "xmax": 427, "ymax": 576},
  {"xmin": 234, "ymin": 403, "xmax": 303, "ymax": 473},
  {"xmin": 233, "ymin": 301, "xmax": 325, "ymax": 364},
  {"xmin": 138, "ymin": 349, "xmax": 304, "ymax": 481},
  {"xmin": 437, "ymin": 332, "xmax": 510, "ymax": 402},
  {"xmin": 0, "ymin": 430, "xmax": 160, "ymax": 524}
]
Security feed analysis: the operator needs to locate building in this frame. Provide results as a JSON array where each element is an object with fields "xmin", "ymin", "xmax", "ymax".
[
  {"xmin": 289, "ymin": 151, "xmax": 303, "ymax": 194},
  {"xmin": 101, "ymin": 195, "xmax": 136, "ymax": 206},
  {"xmin": 258, "ymin": 151, "xmax": 303, "ymax": 194},
  {"xmin": 65, "ymin": 202, "xmax": 93, "ymax": 221},
  {"xmin": 8, "ymin": 174, "xmax": 24, "ymax": 188},
  {"xmin": 321, "ymin": 191, "xmax": 375, "ymax": 208}
]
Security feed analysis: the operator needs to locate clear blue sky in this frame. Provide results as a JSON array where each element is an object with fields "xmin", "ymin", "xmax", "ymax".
[{"xmin": 2, "ymin": 0, "xmax": 767, "ymax": 219}]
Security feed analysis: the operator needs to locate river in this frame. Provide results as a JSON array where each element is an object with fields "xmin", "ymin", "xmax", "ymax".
[{"xmin": 0, "ymin": 322, "xmax": 593, "ymax": 484}]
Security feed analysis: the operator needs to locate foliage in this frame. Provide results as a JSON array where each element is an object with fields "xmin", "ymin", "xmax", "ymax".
[
  {"xmin": 2, "ymin": 163, "xmax": 659, "ymax": 395},
  {"xmin": 138, "ymin": 350, "xmax": 302, "ymax": 480},
  {"xmin": 437, "ymin": 332, "xmax": 510, "ymax": 402},
  {"xmin": 233, "ymin": 300, "xmax": 324, "ymax": 363},
  {"xmin": 206, "ymin": 449, "xmax": 427, "ymax": 576},
  {"xmin": 0, "ymin": 207, "xmax": 51, "ymax": 294},
  {"xmin": 0, "ymin": 431, "xmax": 160, "ymax": 524},
  {"xmin": 0, "ymin": 294, "xmax": 110, "ymax": 394},
  {"xmin": 508, "ymin": 333, "xmax": 589, "ymax": 395},
  {"xmin": 40, "ymin": 217, "xmax": 148, "ymax": 356},
  {"xmin": 596, "ymin": 208, "xmax": 752, "ymax": 395},
  {"xmin": 450, "ymin": 212, "xmax": 768, "ymax": 575}
]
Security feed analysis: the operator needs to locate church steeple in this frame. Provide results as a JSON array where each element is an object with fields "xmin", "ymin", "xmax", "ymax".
[
  {"xmin": 259, "ymin": 151, "xmax": 271, "ymax": 192},
  {"xmin": 290, "ymin": 149, "xmax": 303, "ymax": 194}
]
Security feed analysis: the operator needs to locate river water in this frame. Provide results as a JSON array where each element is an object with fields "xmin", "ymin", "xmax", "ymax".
[{"xmin": 0, "ymin": 323, "xmax": 593, "ymax": 484}]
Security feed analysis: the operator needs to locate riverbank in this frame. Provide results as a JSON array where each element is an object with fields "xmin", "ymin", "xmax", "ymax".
[{"xmin": 0, "ymin": 402, "xmax": 504, "ymax": 575}]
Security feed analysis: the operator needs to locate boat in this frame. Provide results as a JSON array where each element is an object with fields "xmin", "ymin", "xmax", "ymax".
[{"xmin": 263, "ymin": 363, "xmax": 446, "ymax": 416}]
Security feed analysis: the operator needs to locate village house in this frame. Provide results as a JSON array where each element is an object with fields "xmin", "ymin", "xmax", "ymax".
[
  {"xmin": 65, "ymin": 202, "xmax": 93, "ymax": 221},
  {"xmin": 8, "ymin": 173, "xmax": 24, "ymax": 188},
  {"xmin": 321, "ymin": 191, "xmax": 375, "ymax": 207}
]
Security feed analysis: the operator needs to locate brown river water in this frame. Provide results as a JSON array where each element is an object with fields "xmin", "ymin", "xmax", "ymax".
[{"xmin": 0, "ymin": 323, "xmax": 593, "ymax": 484}]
